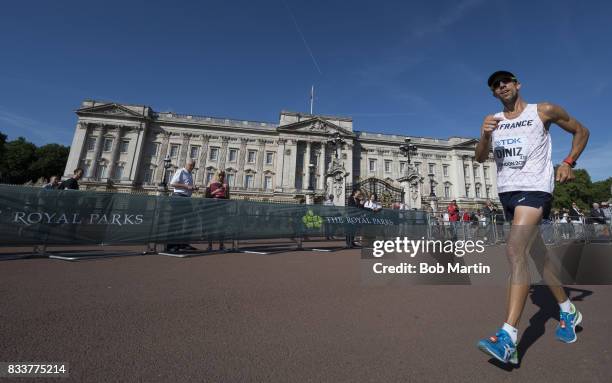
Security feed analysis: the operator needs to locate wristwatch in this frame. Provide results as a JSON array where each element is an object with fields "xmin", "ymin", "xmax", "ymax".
[{"xmin": 562, "ymin": 157, "xmax": 576, "ymax": 168}]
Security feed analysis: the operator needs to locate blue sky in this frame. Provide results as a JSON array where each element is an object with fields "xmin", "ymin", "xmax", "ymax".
[{"xmin": 0, "ymin": 0, "xmax": 611, "ymax": 180}]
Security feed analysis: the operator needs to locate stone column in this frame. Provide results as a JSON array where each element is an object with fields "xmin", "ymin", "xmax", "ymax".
[
  {"xmin": 64, "ymin": 121, "xmax": 90, "ymax": 179},
  {"xmin": 219, "ymin": 136, "xmax": 230, "ymax": 170},
  {"xmin": 286, "ymin": 139, "xmax": 298, "ymax": 190},
  {"xmin": 107, "ymin": 126, "xmax": 123, "ymax": 180},
  {"xmin": 275, "ymin": 138, "xmax": 286, "ymax": 191},
  {"xmin": 178, "ymin": 133, "xmax": 192, "ymax": 168},
  {"xmin": 154, "ymin": 132, "xmax": 171, "ymax": 184},
  {"xmin": 319, "ymin": 142, "xmax": 326, "ymax": 190},
  {"xmin": 127, "ymin": 124, "xmax": 147, "ymax": 184},
  {"xmin": 197, "ymin": 134, "xmax": 210, "ymax": 186},
  {"xmin": 346, "ymin": 142, "xmax": 354, "ymax": 181},
  {"xmin": 90, "ymin": 124, "xmax": 107, "ymax": 180},
  {"xmin": 255, "ymin": 138, "xmax": 266, "ymax": 189},
  {"xmin": 304, "ymin": 140, "xmax": 312, "ymax": 190},
  {"xmin": 236, "ymin": 138, "xmax": 248, "ymax": 188}
]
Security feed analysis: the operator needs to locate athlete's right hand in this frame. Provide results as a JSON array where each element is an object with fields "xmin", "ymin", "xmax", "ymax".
[{"xmin": 481, "ymin": 115, "xmax": 501, "ymax": 138}]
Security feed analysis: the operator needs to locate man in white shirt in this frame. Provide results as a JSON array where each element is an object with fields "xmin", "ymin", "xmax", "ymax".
[{"xmin": 167, "ymin": 160, "xmax": 198, "ymax": 252}]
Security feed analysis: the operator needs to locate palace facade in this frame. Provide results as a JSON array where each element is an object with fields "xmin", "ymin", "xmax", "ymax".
[{"xmin": 63, "ymin": 100, "xmax": 499, "ymax": 208}]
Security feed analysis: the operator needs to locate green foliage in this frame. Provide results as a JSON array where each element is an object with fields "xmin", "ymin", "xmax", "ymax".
[
  {"xmin": 0, "ymin": 132, "xmax": 69, "ymax": 184},
  {"xmin": 552, "ymin": 166, "xmax": 611, "ymax": 211},
  {"xmin": 302, "ymin": 209, "xmax": 323, "ymax": 229}
]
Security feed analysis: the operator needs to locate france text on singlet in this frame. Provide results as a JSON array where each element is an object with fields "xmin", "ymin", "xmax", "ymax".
[{"xmin": 492, "ymin": 103, "xmax": 554, "ymax": 194}]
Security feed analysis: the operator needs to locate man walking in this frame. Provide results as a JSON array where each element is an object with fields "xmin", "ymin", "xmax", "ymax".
[
  {"xmin": 474, "ymin": 70, "xmax": 589, "ymax": 364},
  {"xmin": 58, "ymin": 168, "xmax": 84, "ymax": 190}
]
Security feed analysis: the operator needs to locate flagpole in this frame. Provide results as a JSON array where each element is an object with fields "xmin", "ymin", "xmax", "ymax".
[{"xmin": 310, "ymin": 85, "xmax": 314, "ymax": 115}]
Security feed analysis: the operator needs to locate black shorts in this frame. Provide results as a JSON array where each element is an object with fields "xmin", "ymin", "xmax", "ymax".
[{"xmin": 498, "ymin": 191, "xmax": 553, "ymax": 222}]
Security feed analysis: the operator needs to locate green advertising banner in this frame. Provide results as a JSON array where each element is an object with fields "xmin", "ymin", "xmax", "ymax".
[{"xmin": 0, "ymin": 185, "xmax": 427, "ymax": 246}]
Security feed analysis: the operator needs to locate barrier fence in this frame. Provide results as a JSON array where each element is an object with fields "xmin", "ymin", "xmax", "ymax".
[
  {"xmin": 425, "ymin": 213, "xmax": 612, "ymax": 244},
  {"xmin": 0, "ymin": 185, "xmax": 609, "ymax": 251}
]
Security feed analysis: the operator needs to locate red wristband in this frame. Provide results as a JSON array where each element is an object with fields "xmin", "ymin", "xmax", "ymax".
[{"xmin": 563, "ymin": 157, "xmax": 575, "ymax": 168}]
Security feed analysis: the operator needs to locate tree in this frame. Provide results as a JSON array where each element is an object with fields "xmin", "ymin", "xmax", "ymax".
[
  {"xmin": 0, "ymin": 137, "xmax": 36, "ymax": 184},
  {"xmin": 28, "ymin": 143, "xmax": 70, "ymax": 182},
  {"xmin": 553, "ymin": 167, "xmax": 612, "ymax": 211},
  {"xmin": 0, "ymin": 131, "xmax": 6, "ymax": 180}
]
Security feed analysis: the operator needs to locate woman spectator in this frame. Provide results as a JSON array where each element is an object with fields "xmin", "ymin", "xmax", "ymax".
[{"xmin": 205, "ymin": 170, "xmax": 230, "ymax": 251}]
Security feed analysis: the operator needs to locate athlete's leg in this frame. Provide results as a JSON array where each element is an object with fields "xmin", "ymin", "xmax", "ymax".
[
  {"xmin": 504, "ymin": 205, "xmax": 543, "ymax": 327},
  {"xmin": 529, "ymin": 233, "xmax": 568, "ymax": 303}
]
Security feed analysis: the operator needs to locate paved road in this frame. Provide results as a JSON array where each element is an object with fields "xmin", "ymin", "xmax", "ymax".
[{"xmin": 1, "ymin": 247, "xmax": 610, "ymax": 382}]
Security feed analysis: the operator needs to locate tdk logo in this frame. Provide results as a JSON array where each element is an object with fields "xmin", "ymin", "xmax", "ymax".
[{"xmin": 495, "ymin": 138, "xmax": 521, "ymax": 146}]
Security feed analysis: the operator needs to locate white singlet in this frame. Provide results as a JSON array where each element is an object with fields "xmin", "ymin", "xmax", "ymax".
[{"xmin": 492, "ymin": 103, "xmax": 554, "ymax": 194}]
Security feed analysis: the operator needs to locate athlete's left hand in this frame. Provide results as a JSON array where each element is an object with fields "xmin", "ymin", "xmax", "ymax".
[{"xmin": 556, "ymin": 163, "xmax": 574, "ymax": 183}]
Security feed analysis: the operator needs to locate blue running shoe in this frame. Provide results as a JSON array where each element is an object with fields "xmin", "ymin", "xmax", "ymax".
[
  {"xmin": 556, "ymin": 304, "xmax": 583, "ymax": 343},
  {"xmin": 477, "ymin": 329, "xmax": 518, "ymax": 364}
]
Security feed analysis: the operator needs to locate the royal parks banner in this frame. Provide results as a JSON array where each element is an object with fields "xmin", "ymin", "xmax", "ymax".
[{"xmin": 0, "ymin": 185, "xmax": 427, "ymax": 246}]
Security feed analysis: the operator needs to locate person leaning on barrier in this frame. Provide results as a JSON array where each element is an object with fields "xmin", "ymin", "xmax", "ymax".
[
  {"xmin": 205, "ymin": 170, "xmax": 230, "ymax": 252},
  {"xmin": 568, "ymin": 201, "xmax": 583, "ymax": 223},
  {"xmin": 345, "ymin": 190, "xmax": 363, "ymax": 248},
  {"xmin": 43, "ymin": 175, "xmax": 60, "ymax": 190},
  {"xmin": 364, "ymin": 193, "xmax": 382, "ymax": 212},
  {"xmin": 58, "ymin": 168, "xmax": 83, "ymax": 190},
  {"xmin": 166, "ymin": 160, "xmax": 198, "ymax": 253},
  {"xmin": 600, "ymin": 201, "xmax": 611, "ymax": 224},
  {"xmin": 323, "ymin": 194, "xmax": 336, "ymax": 240}
]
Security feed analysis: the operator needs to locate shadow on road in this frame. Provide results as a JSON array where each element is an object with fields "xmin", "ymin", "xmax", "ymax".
[{"xmin": 487, "ymin": 285, "xmax": 592, "ymax": 371}]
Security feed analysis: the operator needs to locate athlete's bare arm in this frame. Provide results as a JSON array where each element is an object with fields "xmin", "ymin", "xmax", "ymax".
[
  {"xmin": 475, "ymin": 115, "xmax": 502, "ymax": 163},
  {"xmin": 538, "ymin": 103, "xmax": 590, "ymax": 183}
]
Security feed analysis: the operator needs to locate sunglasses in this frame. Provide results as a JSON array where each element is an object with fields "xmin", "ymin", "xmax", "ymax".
[{"xmin": 490, "ymin": 77, "xmax": 517, "ymax": 90}]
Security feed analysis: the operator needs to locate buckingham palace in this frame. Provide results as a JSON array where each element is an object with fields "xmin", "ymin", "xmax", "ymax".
[{"xmin": 63, "ymin": 100, "xmax": 499, "ymax": 209}]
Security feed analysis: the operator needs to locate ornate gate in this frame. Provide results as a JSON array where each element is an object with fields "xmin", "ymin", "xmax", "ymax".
[{"xmin": 345, "ymin": 177, "xmax": 404, "ymax": 207}]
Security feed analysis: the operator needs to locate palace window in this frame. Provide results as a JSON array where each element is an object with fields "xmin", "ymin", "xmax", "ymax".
[
  {"xmin": 209, "ymin": 147, "xmax": 219, "ymax": 161},
  {"xmin": 247, "ymin": 150, "xmax": 257, "ymax": 164},
  {"xmin": 384, "ymin": 160, "xmax": 392, "ymax": 173},
  {"xmin": 245, "ymin": 174, "xmax": 254, "ymax": 188},
  {"xmin": 443, "ymin": 164, "xmax": 449, "ymax": 177},
  {"xmin": 119, "ymin": 140, "xmax": 130, "ymax": 154},
  {"xmin": 190, "ymin": 146, "xmax": 200, "ymax": 159},
  {"xmin": 428, "ymin": 163, "xmax": 435, "ymax": 174},
  {"xmin": 103, "ymin": 138, "xmax": 113, "ymax": 152},
  {"xmin": 150, "ymin": 143, "xmax": 160, "ymax": 157},
  {"xmin": 143, "ymin": 168, "xmax": 155, "ymax": 184},
  {"xmin": 265, "ymin": 152, "xmax": 274, "ymax": 165},
  {"xmin": 226, "ymin": 173, "xmax": 235, "ymax": 187},
  {"xmin": 98, "ymin": 163, "xmax": 108, "ymax": 179},
  {"xmin": 264, "ymin": 176, "xmax": 273, "ymax": 190},
  {"xmin": 114, "ymin": 164, "xmax": 124, "ymax": 180},
  {"xmin": 444, "ymin": 185, "xmax": 451, "ymax": 198},
  {"xmin": 228, "ymin": 149, "xmax": 238, "ymax": 162},
  {"xmin": 400, "ymin": 162, "xmax": 406, "ymax": 174},
  {"xmin": 464, "ymin": 165, "xmax": 470, "ymax": 179},
  {"xmin": 484, "ymin": 166, "xmax": 489, "ymax": 179},
  {"xmin": 415, "ymin": 162, "xmax": 421, "ymax": 174},
  {"xmin": 476, "ymin": 184, "xmax": 481, "ymax": 198},
  {"xmin": 86, "ymin": 137, "xmax": 96, "ymax": 151},
  {"xmin": 170, "ymin": 144, "xmax": 180, "ymax": 158},
  {"xmin": 369, "ymin": 159, "xmax": 377, "ymax": 172}
]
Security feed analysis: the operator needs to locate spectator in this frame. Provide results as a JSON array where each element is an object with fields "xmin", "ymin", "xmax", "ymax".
[
  {"xmin": 601, "ymin": 202, "xmax": 611, "ymax": 223},
  {"xmin": 43, "ymin": 176, "xmax": 60, "ymax": 190},
  {"xmin": 205, "ymin": 169, "xmax": 230, "ymax": 251},
  {"xmin": 323, "ymin": 194, "xmax": 335, "ymax": 240},
  {"xmin": 589, "ymin": 203, "xmax": 606, "ymax": 225},
  {"xmin": 364, "ymin": 193, "xmax": 382, "ymax": 212},
  {"xmin": 568, "ymin": 201, "xmax": 583, "ymax": 223},
  {"xmin": 447, "ymin": 200, "xmax": 459, "ymax": 240},
  {"xmin": 346, "ymin": 190, "xmax": 364, "ymax": 248},
  {"xmin": 58, "ymin": 168, "xmax": 84, "ymax": 190},
  {"xmin": 166, "ymin": 160, "xmax": 198, "ymax": 253}
]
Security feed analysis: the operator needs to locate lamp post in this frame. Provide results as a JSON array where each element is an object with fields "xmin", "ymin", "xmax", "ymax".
[
  {"xmin": 399, "ymin": 138, "xmax": 418, "ymax": 170},
  {"xmin": 428, "ymin": 173, "xmax": 436, "ymax": 196},
  {"xmin": 327, "ymin": 132, "xmax": 345, "ymax": 160},
  {"xmin": 159, "ymin": 154, "xmax": 172, "ymax": 193}
]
